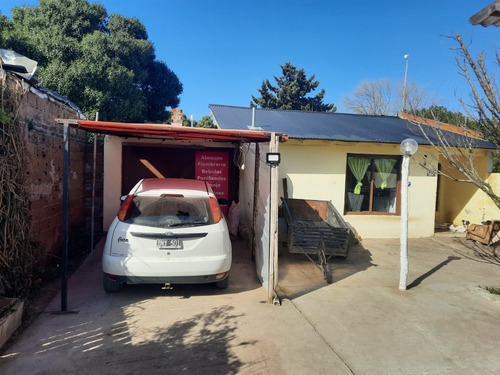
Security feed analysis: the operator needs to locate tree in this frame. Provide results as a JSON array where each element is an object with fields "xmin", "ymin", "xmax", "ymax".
[
  {"xmin": 343, "ymin": 79, "xmax": 433, "ymax": 116},
  {"xmin": 177, "ymin": 114, "xmax": 215, "ymax": 128},
  {"xmin": 413, "ymin": 105, "xmax": 478, "ymax": 128},
  {"xmin": 251, "ymin": 62, "xmax": 336, "ymax": 112},
  {"xmin": 181, "ymin": 114, "xmax": 196, "ymax": 127},
  {"xmin": 342, "ymin": 79, "xmax": 394, "ymax": 115},
  {"xmin": 0, "ymin": 12, "xmax": 10, "ymax": 46},
  {"xmin": 1, "ymin": 0, "xmax": 182, "ymax": 122},
  {"xmin": 410, "ymin": 34, "xmax": 500, "ymax": 209},
  {"xmin": 196, "ymin": 115, "xmax": 216, "ymax": 128}
]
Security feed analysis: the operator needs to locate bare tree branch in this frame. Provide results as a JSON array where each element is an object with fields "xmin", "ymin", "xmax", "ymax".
[
  {"xmin": 405, "ymin": 33, "xmax": 500, "ymax": 208},
  {"xmin": 343, "ymin": 79, "xmax": 435, "ymax": 116},
  {"xmin": 346, "ymin": 34, "xmax": 500, "ymax": 210}
]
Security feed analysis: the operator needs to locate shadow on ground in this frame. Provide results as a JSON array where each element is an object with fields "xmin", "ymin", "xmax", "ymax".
[
  {"xmin": 407, "ymin": 255, "xmax": 462, "ymax": 289},
  {"xmin": 8, "ymin": 304, "xmax": 245, "ymax": 375},
  {"xmin": 449, "ymin": 237, "xmax": 500, "ymax": 266},
  {"xmin": 277, "ymin": 241, "xmax": 376, "ymax": 299},
  {"xmin": 1, "ymin": 237, "xmax": 261, "ymax": 375}
]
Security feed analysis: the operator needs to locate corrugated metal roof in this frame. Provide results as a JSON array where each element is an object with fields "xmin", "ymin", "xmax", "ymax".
[
  {"xmin": 209, "ymin": 105, "xmax": 497, "ymax": 149},
  {"xmin": 55, "ymin": 118, "xmax": 288, "ymax": 143},
  {"xmin": 0, "ymin": 49, "xmax": 38, "ymax": 82},
  {"xmin": 469, "ymin": 0, "xmax": 500, "ymax": 27}
]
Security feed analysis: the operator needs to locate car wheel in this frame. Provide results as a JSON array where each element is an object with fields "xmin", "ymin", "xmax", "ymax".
[
  {"xmin": 103, "ymin": 273, "xmax": 122, "ymax": 293},
  {"xmin": 214, "ymin": 275, "xmax": 229, "ymax": 289}
]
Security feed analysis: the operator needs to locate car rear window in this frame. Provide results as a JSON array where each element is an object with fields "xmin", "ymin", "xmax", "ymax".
[{"xmin": 123, "ymin": 196, "xmax": 214, "ymax": 228}]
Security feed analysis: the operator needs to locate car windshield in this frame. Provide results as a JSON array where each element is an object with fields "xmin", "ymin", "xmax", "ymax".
[{"xmin": 123, "ymin": 196, "xmax": 214, "ymax": 228}]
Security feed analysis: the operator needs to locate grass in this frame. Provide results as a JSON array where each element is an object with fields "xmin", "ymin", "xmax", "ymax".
[{"xmin": 483, "ymin": 286, "xmax": 500, "ymax": 295}]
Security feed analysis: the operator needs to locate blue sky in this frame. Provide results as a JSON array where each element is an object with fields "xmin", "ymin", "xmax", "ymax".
[{"xmin": 3, "ymin": 0, "xmax": 499, "ymax": 120}]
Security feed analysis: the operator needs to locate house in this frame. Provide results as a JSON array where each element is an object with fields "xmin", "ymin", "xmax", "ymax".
[
  {"xmin": 209, "ymin": 105, "xmax": 499, "ymax": 239},
  {"xmin": 55, "ymin": 105, "xmax": 498, "ymax": 298}
]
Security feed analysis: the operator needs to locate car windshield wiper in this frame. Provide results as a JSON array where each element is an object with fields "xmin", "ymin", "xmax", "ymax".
[{"xmin": 168, "ymin": 221, "xmax": 208, "ymax": 227}]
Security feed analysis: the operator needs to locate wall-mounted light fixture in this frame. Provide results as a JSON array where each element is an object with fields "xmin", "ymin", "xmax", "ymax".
[{"xmin": 266, "ymin": 152, "xmax": 281, "ymax": 166}]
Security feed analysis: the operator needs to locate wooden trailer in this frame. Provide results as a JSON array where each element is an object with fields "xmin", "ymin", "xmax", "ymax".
[{"xmin": 281, "ymin": 198, "xmax": 350, "ymax": 283}]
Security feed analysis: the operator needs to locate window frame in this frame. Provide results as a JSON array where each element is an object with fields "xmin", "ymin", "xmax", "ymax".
[{"xmin": 344, "ymin": 153, "xmax": 402, "ymax": 216}]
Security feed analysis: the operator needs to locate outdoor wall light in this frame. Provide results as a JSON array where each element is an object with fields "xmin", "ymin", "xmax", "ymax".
[
  {"xmin": 266, "ymin": 152, "xmax": 281, "ymax": 166},
  {"xmin": 400, "ymin": 138, "xmax": 418, "ymax": 156}
]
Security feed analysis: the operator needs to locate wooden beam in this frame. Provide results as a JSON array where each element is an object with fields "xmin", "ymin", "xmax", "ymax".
[{"xmin": 268, "ymin": 133, "xmax": 280, "ymax": 304}]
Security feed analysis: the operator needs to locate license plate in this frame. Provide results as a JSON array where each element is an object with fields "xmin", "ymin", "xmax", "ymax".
[{"xmin": 157, "ymin": 238, "xmax": 182, "ymax": 249}]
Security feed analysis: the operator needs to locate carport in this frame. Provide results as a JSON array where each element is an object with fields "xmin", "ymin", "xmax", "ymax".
[{"xmin": 56, "ymin": 118, "xmax": 288, "ymax": 304}]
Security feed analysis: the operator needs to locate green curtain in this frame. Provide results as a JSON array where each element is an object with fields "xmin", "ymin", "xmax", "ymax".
[
  {"xmin": 374, "ymin": 158, "xmax": 397, "ymax": 189},
  {"xmin": 348, "ymin": 157, "xmax": 370, "ymax": 194}
]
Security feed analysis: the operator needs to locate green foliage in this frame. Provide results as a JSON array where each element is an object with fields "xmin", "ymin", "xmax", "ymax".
[
  {"xmin": 0, "ymin": 12, "xmax": 10, "ymax": 46},
  {"xmin": 1, "ymin": 0, "xmax": 182, "ymax": 122},
  {"xmin": 251, "ymin": 62, "xmax": 336, "ymax": 112},
  {"xmin": 143, "ymin": 60, "xmax": 182, "ymax": 122},
  {"xmin": 181, "ymin": 114, "xmax": 196, "ymax": 127},
  {"xmin": 492, "ymin": 153, "xmax": 500, "ymax": 173},
  {"xmin": 413, "ymin": 106, "xmax": 476, "ymax": 127},
  {"xmin": 178, "ymin": 114, "xmax": 215, "ymax": 128},
  {"xmin": 0, "ymin": 108, "xmax": 14, "ymax": 124},
  {"xmin": 484, "ymin": 286, "xmax": 500, "ymax": 295},
  {"xmin": 196, "ymin": 115, "xmax": 216, "ymax": 128},
  {"xmin": 413, "ymin": 106, "xmax": 500, "ymax": 172}
]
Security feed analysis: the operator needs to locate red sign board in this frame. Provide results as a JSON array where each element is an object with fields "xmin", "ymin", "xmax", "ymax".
[{"xmin": 195, "ymin": 151, "xmax": 229, "ymax": 200}]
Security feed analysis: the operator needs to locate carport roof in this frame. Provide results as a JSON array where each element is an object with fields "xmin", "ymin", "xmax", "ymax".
[{"xmin": 55, "ymin": 118, "xmax": 288, "ymax": 143}]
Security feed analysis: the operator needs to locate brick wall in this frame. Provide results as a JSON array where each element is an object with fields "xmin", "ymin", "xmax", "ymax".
[
  {"xmin": 15, "ymin": 77, "xmax": 102, "ymax": 267},
  {"xmin": 171, "ymin": 108, "xmax": 184, "ymax": 126}
]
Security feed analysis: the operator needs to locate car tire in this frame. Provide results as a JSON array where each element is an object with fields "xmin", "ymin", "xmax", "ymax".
[
  {"xmin": 103, "ymin": 273, "xmax": 122, "ymax": 293},
  {"xmin": 214, "ymin": 275, "xmax": 229, "ymax": 289}
]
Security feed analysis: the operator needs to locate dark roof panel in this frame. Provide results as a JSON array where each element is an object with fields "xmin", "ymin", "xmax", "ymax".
[
  {"xmin": 469, "ymin": 0, "xmax": 500, "ymax": 27},
  {"xmin": 209, "ymin": 105, "xmax": 496, "ymax": 149}
]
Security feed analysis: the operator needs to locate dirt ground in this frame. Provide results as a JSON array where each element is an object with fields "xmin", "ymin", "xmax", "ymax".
[{"xmin": 1, "ymin": 235, "xmax": 499, "ymax": 374}]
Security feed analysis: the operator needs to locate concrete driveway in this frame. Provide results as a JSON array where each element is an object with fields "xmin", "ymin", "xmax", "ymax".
[{"xmin": 1, "ymin": 235, "xmax": 499, "ymax": 374}]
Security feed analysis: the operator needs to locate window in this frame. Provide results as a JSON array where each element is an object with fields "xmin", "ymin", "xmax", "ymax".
[
  {"xmin": 345, "ymin": 154, "xmax": 401, "ymax": 214},
  {"xmin": 124, "ymin": 196, "xmax": 213, "ymax": 228}
]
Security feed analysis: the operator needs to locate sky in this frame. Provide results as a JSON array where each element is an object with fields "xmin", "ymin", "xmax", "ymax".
[{"xmin": 2, "ymin": 0, "xmax": 500, "ymax": 121}]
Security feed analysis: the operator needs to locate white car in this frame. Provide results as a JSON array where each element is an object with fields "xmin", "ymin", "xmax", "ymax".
[{"xmin": 102, "ymin": 178, "xmax": 232, "ymax": 292}]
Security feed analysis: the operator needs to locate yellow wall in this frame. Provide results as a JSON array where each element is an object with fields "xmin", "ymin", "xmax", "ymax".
[
  {"xmin": 485, "ymin": 173, "xmax": 500, "ymax": 220},
  {"xmin": 103, "ymin": 134, "xmax": 497, "ymax": 237},
  {"xmin": 435, "ymin": 150, "xmax": 500, "ymax": 225},
  {"xmin": 279, "ymin": 140, "xmax": 439, "ymax": 238}
]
